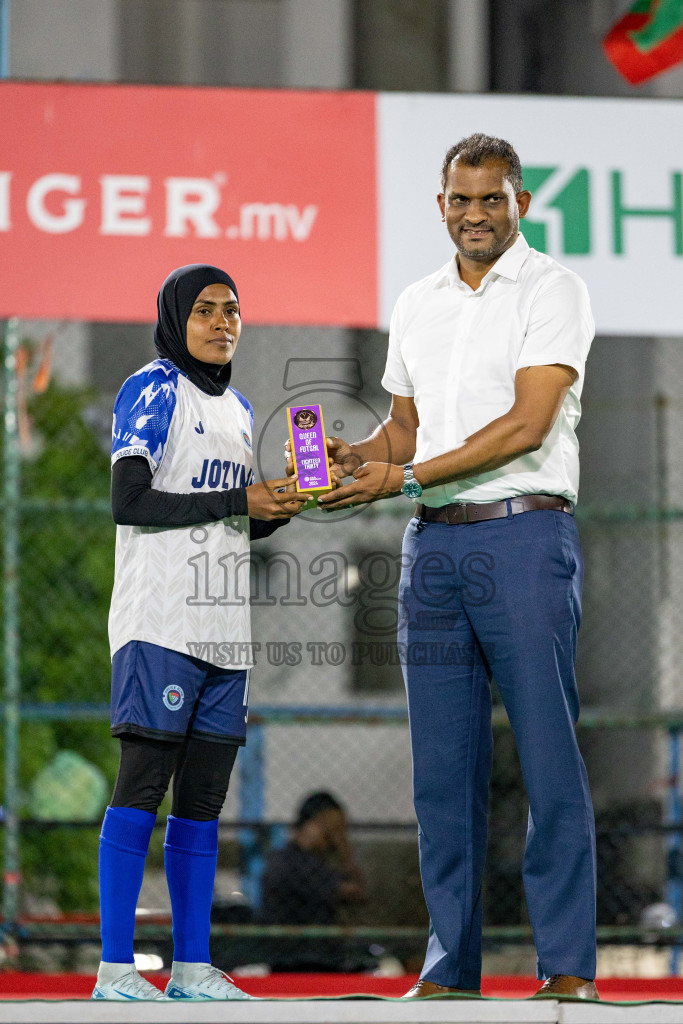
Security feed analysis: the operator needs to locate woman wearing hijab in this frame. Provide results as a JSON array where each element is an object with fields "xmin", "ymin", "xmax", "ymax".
[{"xmin": 93, "ymin": 265, "xmax": 311, "ymax": 1001}]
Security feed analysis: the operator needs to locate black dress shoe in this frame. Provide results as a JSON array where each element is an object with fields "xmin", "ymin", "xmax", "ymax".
[
  {"xmin": 533, "ymin": 974, "xmax": 599, "ymax": 1000},
  {"xmin": 402, "ymin": 979, "xmax": 482, "ymax": 999}
]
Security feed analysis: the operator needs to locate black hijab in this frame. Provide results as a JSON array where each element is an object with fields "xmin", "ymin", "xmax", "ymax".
[{"xmin": 154, "ymin": 264, "xmax": 240, "ymax": 396}]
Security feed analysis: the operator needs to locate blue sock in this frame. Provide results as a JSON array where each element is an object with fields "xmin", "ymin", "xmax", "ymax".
[
  {"xmin": 99, "ymin": 806, "xmax": 156, "ymax": 963},
  {"xmin": 164, "ymin": 815, "xmax": 219, "ymax": 964}
]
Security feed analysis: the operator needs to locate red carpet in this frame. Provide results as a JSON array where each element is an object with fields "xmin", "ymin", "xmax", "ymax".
[{"xmin": 2, "ymin": 973, "xmax": 683, "ymax": 1001}]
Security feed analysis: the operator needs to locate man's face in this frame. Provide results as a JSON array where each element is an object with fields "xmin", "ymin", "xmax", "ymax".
[
  {"xmin": 185, "ymin": 283, "xmax": 241, "ymax": 365},
  {"xmin": 437, "ymin": 158, "xmax": 531, "ymax": 264}
]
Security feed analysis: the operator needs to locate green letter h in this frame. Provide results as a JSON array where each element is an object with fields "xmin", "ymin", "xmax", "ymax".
[{"xmin": 612, "ymin": 171, "xmax": 683, "ymax": 255}]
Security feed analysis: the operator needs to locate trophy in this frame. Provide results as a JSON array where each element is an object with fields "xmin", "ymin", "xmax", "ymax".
[{"xmin": 287, "ymin": 404, "xmax": 333, "ymax": 508}]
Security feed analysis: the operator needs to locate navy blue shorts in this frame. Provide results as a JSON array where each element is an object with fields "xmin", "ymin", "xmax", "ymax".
[{"xmin": 111, "ymin": 641, "xmax": 249, "ymax": 745}]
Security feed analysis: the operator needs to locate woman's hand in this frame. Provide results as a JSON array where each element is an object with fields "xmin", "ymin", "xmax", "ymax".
[{"xmin": 246, "ymin": 475, "xmax": 312, "ymax": 520}]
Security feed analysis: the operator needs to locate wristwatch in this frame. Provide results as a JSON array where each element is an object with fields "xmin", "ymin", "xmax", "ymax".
[{"xmin": 401, "ymin": 463, "xmax": 423, "ymax": 499}]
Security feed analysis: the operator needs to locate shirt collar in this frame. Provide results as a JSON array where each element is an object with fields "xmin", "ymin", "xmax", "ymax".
[
  {"xmin": 444, "ymin": 232, "xmax": 530, "ymax": 289},
  {"xmin": 487, "ymin": 232, "xmax": 530, "ymax": 281}
]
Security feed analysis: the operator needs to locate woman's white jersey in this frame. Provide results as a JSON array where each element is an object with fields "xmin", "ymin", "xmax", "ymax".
[{"xmin": 108, "ymin": 359, "xmax": 256, "ymax": 669}]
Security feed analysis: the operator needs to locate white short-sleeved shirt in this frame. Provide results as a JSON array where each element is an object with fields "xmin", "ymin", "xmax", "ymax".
[
  {"xmin": 381, "ymin": 234, "xmax": 594, "ymax": 506},
  {"xmin": 108, "ymin": 358, "xmax": 256, "ymax": 669}
]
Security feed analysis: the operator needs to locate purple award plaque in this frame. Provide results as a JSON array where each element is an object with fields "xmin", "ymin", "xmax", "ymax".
[{"xmin": 287, "ymin": 404, "xmax": 332, "ymax": 493}]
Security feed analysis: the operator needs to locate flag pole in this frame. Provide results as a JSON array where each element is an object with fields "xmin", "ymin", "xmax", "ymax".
[{"xmin": 2, "ymin": 317, "xmax": 22, "ymax": 932}]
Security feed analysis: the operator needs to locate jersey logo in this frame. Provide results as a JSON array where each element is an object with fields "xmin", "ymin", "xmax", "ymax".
[
  {"xmin": 195, "ymin": 421, "xmax": 205, "ymax": 434},
  {"xmin": 241, "ymin": 430, "xmax": 252, "ymax": 450},
  {"xmin": 162, "ymin": 685, "xmax": 184, "ymax": 711},
  {"xmin": 191, "ymin": 458, "xmax": 253, "ymax": 489}
]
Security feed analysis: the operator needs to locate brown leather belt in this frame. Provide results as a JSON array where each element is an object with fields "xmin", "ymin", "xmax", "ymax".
[{"xmin": 415, "ymin": 493, "xmax": 574, "ymax": 525}]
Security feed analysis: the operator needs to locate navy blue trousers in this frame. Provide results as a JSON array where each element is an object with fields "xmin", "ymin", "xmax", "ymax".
[{"xmin": 398, "ymin": 507, "xmax": 596, "ymax": 988}]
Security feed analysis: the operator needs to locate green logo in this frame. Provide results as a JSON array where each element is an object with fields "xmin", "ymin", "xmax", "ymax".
[
  {"xmin": 520, "ymin": 165, "xmax": 683, "ymax": 257},
  {"xmin": 611, "ymin": 170, "xmax": 683, "ymax": 255},
  {"xmin": 520, "ymin": 167, "xmax": 591, "ymax": 255}
]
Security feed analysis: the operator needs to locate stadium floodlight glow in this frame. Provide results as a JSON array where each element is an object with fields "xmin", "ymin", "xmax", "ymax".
[{"xmin": 133, "ymin": 953, "xmax": 164, "ymax": 972}]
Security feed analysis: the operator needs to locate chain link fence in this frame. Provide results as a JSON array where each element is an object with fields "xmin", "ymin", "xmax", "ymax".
[{"xmin": 4, "ymin": 321, "xmax": 683, "ymax": 973}]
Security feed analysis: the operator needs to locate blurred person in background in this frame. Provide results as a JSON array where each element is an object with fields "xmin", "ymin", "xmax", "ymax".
[
  {"xmin": 314, "ymin": 134, "xmax": 598, "ymax": 1001},
  {"xmin": 93, "ymin": 264, "xmax": 311, "ymax": 1002},
  {"xmin": 260, "ymin": 791, "xmax": 367, "ymax": 970}
]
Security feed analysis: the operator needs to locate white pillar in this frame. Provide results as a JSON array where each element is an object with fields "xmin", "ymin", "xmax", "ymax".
[
  {"xmin": 654, "ymin": 338, "xmax": 683, "ymax": 709},
  {"xmin": 8, "ymin": 0, "xmax": 118, "ymax": 80},
  {"xmin": 281, "ymin": 0, "xmax": 352, "ymax": 89},
  {"xmin": 447, "ymin": 0, "xmax": 489, "ymax": 93}
]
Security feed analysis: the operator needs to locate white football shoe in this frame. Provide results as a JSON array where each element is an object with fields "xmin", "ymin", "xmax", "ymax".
[
  {"xmin": 91, "ymin": 962, "xmax": 166, "ymax": 1000},
  {"xmin": 164, "ymin": 961, "xmax": 256, "ymax": 1000}
]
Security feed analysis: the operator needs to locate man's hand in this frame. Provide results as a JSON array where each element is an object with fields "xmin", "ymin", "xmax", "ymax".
[
  {"xmin": 324, "ymin": 436, "xmax": 363, "ymax": 479},
  {"xmin": 317, "ymin": 462, "xmax": 404, "ymax": 511},
  {"xmin": 246, "ymin": 475, "xmax": 312, "ymax": 520}
]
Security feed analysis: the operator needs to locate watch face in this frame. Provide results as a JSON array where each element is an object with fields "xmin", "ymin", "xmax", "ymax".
[{"xmin": 402, "ymin": 479, "xmax": 423, "ymax": 498}]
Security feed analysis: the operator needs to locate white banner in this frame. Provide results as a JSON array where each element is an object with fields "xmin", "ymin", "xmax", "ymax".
[{"xmin": 378, "ymin": 93, "xmax": 683, "ymax": 336}]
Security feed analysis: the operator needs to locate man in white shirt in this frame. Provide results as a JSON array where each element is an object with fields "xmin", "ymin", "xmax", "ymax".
[{"xmin": 318, "ymin": 134, "xmax": 598, "ymax": 1001}]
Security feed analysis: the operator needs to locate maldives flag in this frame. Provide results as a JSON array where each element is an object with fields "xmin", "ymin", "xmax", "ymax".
[{"xmin": 603, "ymin": 0, "xmax": 683, "ymax": 84}]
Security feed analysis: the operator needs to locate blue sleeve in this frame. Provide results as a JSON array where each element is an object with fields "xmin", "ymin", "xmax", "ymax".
[
  {"xmin": 229, "ymin": 386, "xmax": 254, "ymax": 428},
  {"xmin": 111, "ymin": 362, "xmax": 179, "ymax": 471}
]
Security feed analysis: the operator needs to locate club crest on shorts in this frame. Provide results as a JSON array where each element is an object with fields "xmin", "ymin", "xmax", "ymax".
[{"xmin": 162, "ymin": 685, "xmax": 184, "ymax": 711}]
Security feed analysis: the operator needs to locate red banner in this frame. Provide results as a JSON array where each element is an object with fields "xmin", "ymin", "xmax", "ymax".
[{"xmin": 0, "ymin": 83, "xmax": 377, "ymax": 325}]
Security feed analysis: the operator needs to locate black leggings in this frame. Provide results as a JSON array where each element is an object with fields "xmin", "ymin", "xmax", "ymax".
[{"xmin": 111, "ymin": 733, "xmax": 239, "ymax": 821}]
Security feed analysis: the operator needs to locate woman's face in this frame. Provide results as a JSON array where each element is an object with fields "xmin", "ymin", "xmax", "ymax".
[{"xmin": 185, "ymin": 283, "xmax": 241, "ymax": 365}]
